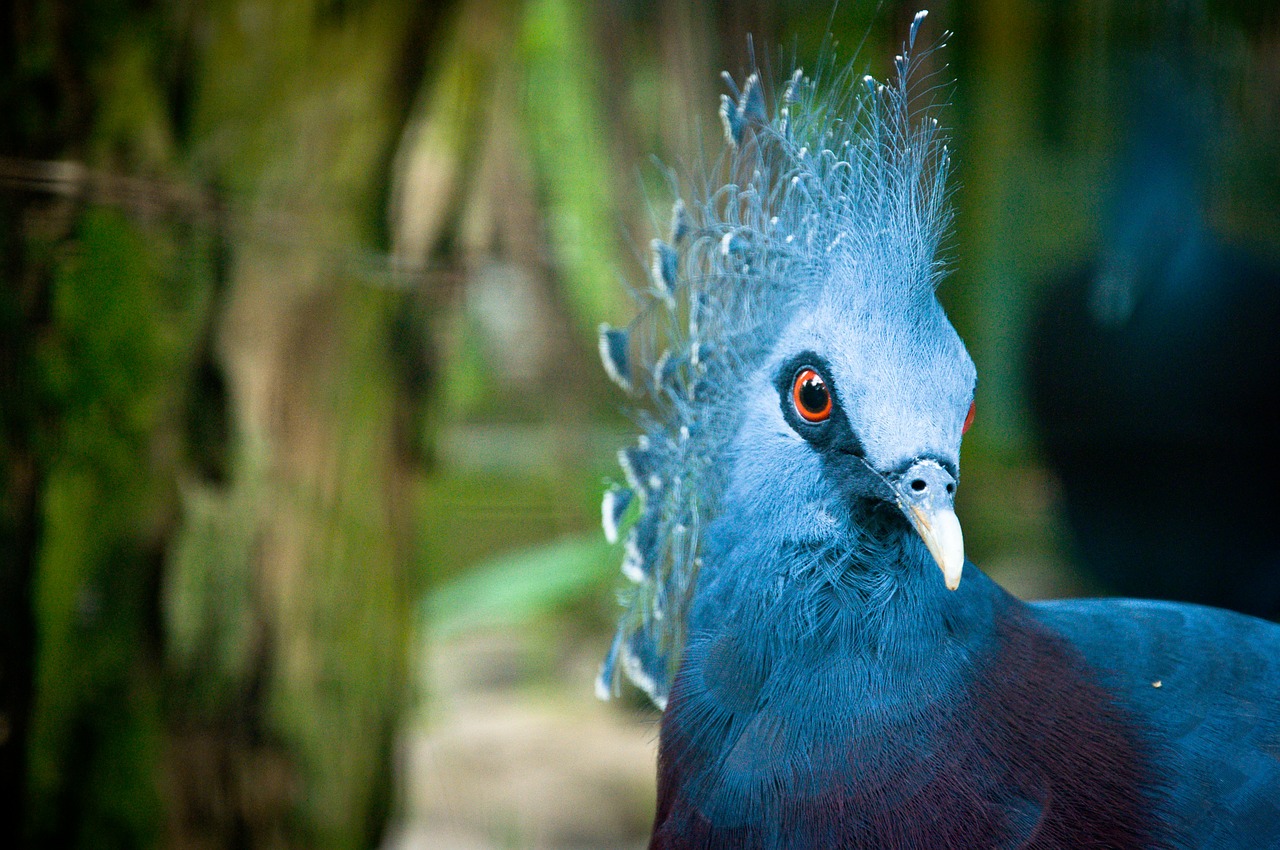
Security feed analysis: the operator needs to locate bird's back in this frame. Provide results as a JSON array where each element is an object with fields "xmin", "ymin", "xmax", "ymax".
[{"xmin": 1035, "ymin": 598, "xmax": 1280, "ymax": 847}]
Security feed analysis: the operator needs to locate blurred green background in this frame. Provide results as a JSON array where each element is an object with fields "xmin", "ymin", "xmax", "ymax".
[{"xmin": 1, "ymin": 1, "xmax": 1277, "ymax": 848}]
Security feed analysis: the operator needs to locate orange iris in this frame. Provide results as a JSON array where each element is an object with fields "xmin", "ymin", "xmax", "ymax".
[{"xmin": 793, "ymin": 368, "xmax": 832, "ymax": 423}]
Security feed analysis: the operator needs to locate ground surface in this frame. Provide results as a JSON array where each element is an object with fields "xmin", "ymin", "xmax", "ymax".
[{"xmin": 385, "ymin": 628, "xmax": 658, "ymax": 850}]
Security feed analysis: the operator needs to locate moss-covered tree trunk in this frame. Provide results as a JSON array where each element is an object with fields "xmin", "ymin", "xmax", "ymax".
[{"xmin": 2, "ymin": 1, "xmax": 444, "ymax": 847}]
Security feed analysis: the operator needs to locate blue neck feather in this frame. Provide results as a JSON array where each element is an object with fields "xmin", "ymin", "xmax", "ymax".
[{"xmin": 653, "ymin": 526, "xmax": 1167, "ymax": 849}]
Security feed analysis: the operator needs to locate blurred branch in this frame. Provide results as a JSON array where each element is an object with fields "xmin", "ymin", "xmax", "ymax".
[
  {"xmin": 0, "ymin": 156, "xmax": 219, "ymax": 220},
  {"xmin": 0, "ymin": 155, "xmax": 470, "ymax": 301}
]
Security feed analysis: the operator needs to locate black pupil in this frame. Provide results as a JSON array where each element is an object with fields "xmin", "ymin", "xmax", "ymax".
[{"xmin": 798, "ymin": 374, "xmax": 828, "ymax": 413}]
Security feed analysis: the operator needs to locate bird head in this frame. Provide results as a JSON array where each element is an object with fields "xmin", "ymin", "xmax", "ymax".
[
  {"xmin": 728, "ymin": 269, "xmax": 976, "ymax": 591},
  {"xmin": 597, "ymin": 12, "xmax": 966, "ymax": 707}
]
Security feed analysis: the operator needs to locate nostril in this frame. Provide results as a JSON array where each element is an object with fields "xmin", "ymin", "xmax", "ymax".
[{"xmin": 910, "ymin": 478, "xmax": 927, "ymax": 492}]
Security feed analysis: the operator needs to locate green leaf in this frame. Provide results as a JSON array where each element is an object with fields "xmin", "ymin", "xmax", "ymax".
[{"xmin": 425, "ymin": 534, "xmax": 615, "ymax": 639}]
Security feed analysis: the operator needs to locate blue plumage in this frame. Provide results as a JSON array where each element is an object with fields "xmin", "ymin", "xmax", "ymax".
[{"xmin": 599, "ymin": 12, "xmax": 1280, "ymax": 848}]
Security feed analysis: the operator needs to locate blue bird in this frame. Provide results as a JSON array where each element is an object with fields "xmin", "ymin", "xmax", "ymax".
[{"xmin": 597, "ymin": 13, "xmax": 1280, "ymax": 849}]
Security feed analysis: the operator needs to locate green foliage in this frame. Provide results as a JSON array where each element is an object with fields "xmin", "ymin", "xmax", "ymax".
[
  {"xmin": 90, "ymin": 30, "xmax": 177, "ymax": 172},
  {"xmin": 427, "ymin": 534, "xmax": 615, "ymax": 639},
  {"xmin": 439, "ymin": 313, "xmax": 500, "ymax": 420},
  {"xmin": 521, "ymin": 0, "xmax": 627, "ymax": 334},
  {"xmin": 165, "ymin": 477, "xmax": 260, "ymax": 716},
  {"xmin": 28, "ymin": 208, "xmax": 199, "ymax": 848}
]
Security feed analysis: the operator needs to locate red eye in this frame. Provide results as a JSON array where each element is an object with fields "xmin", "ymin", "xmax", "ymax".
[
  {"xmin": 962, "ymin": 400, "xmax": 976, "ymax": 435},
  {"xmin": 792, "ymin": 368, "xmax": 832, "ymax": 423}
]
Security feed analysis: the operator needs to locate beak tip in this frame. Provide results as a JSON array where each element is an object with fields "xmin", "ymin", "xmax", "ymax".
[{"xmin": 944, "ymin": 566, "xmax": 962, "ymax": 591}]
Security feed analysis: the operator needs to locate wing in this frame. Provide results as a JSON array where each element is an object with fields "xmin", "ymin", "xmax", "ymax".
[{"xmin": 1034, "ymin": 598, "xmax": 1280, "ymax": 847}]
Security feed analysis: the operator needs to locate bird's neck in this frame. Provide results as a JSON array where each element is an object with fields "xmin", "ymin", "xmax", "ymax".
[
  {"xmin": 655, "ymin": 555, "xmax": 1163, "ymax": 849},
  {"xmin": 691, "ymin": 517, "xmax": 1000, "ymax": 686},
  {"xmin": 658, "ymin": 477, "xmax": 1166, "ymax": 849},
  {"xmin": 657, "ymin": 533, "xmax": 1008, "ymax": 831}
]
